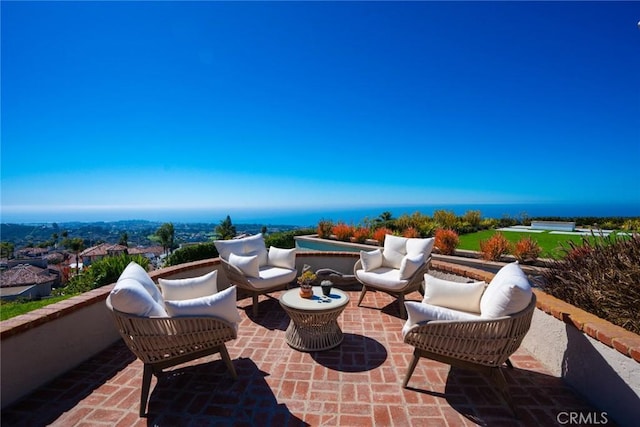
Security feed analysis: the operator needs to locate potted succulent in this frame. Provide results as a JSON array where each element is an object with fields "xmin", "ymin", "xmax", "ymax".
[{"xmin": 297, "ymin": 270, "xmax": 316, "ymax": 299}]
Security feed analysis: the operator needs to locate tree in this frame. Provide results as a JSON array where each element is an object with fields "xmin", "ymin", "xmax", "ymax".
[
  {"xmin": 215, "ymin": 215, "xmax": 236, "ymax": 240},
  {"xmin": 63, "ymin": 237, "xmax": 85, "ymax": 273},
  {"xmin": 119, "ymin": 232, "xmax": 129, "ymax": 248},
  {"xmin": 0, "ymin": 242, "xmax": 15, "ymax": 259},
  {"xmin": 156, "ymin": 223, "xmax": 175, "ymax": 255}
]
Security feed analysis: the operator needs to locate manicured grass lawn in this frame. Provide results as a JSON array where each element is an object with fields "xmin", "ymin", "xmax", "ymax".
[
  {"xmin": 458, "ymin": 229, "xmax": 596, "ymax": 259},
  {"xmin": 0, "ymin": 295, "xmax": 73, "ymax": 321}
]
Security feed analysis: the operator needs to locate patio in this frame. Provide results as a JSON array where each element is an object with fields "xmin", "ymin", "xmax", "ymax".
[{"xmin": 2, "ymin": 288, "xmax": 599, "ymax": 426}]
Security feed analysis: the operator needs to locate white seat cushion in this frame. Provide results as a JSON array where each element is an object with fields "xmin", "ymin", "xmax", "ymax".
[
  {"xmin": 268, "ymin": 246, "xmax": 296, "ymax": 270},
  {"xmin": 229, "ymin": 253, "xmax": 260, "ymax": 278},
  {"xmin": 118, "ymin": 261, "xmax": 163, "ymax": 305},
  {"xmin": 158, "ymin": 270, "xmax": 218, "ymax": 301},
  {"xmin": 402, "ymin": 301, "xmax": 480, "ymax": 337},
  {"xmin": 480, "ymin": 262, "xmax": 533, "ymax": 318},
  {"xmin": 110, "ymin": 277, "xmax": 168, "ymax": 317},
  {"xmin": 246, "ymin": 266, "xmax": 297, "ymax": 290},
  {"xmin": 423, "ymin": 274, "xmax": 486, "ymax": 313},
  {"xmin": 164, "ymin": 286, "xmax": 241, "ymax": 329},
  {"xmin": 360, "ymin": 249, "xmax": 383, "ymax": 272},
  {"xmin": 355, "ymin": 267, "xmax": 409, "ymax": 290}
]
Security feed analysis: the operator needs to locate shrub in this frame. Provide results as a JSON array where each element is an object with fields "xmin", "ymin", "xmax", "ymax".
[
  {"xmin": 513, "ymin": 237, "xmax": 541, "ymax": 263},
  {"xmin": 317, "ymin": 219, "xmax": 334, "ymax": 239},
  {"xmin": 265, "ymin": 228, "xmax": 315, "ymax": 248},
  {"xmin": 479, "ymin": 232, "xmax": 511, "ymax": 261},
  {"xmin": 332, "ymin": 223, "xmax": 353, "ymax": 241},
  {"xmin": 435, "ymin": 229, "xmax": 459, "ymax": 255},
  {"xmin": 165, "ymin": 242, "xmax": 219, "ymax": 266},
  {"xmin": 541, "ymin": 233, "xmax": 640, "ymax": 334},
  {"xmin": 352, "ymin": 227, "xmax": 371, "ymax": 243},
  {"xmin": 402, "ymin": 227, "xmax": 420, "ymax": 238},
  {"xmin": 433, "ymin": 209, "xmax": 458, "ymax": 229},
  {"xmin": 54, "ymin": 254, "xmax": 149, "ymax": 295},
  {"xmin": 373, "ymin": 227, "xmax": 392, "ymax": 245}
]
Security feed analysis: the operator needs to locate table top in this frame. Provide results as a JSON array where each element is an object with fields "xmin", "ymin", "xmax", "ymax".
[{"xmin": 280, "ymin": 287, "xmax": 349, "ymax": 311}]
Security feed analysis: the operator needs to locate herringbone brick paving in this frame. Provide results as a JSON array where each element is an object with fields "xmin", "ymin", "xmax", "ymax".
[{"xmin": 2, "ymin": 289, "xmax": 601, "ymax": 426}]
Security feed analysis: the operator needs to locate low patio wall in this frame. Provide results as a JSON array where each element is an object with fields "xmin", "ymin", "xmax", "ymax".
[{"xmin": 1, "ymin": 251, "xmax": 638, "ymax": 424}]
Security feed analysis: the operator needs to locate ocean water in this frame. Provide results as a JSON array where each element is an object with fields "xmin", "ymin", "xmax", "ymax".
[{"xmin": 3, "ymin": 202, "xmax": 638, "ymax": 226}]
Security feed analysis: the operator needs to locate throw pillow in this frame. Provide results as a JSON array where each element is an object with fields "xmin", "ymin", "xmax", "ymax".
[
  {"xmin": 229, "ymin": 253, "xmax": 260, "ymax": 278},
  {"xmin": 158, "ymin": 270, "xmax": 218, "ymax": 301},
  {"xmin": 402, "ymin": 301, "xmax": 480, "ymax": 337},
  {"xmin": 480, "ymin": 262, "xmax": 533, "ymax": 318},
  {"xmin": 268, "ymin": 246, "xmax": 296, "ymax": 270},
  {"xmin": 422, "ymin": 274, "xmax": 486, "ymax": 313},
  {"xmin": 118, "ymin": 261, "xmax": 163, "ymax": 304},
  {"xmin": 110, "ymin": 277, "xmax": 168, "ymax": 317},
  {"xmin": 213, "ymin": 238, "xmax": 246, "ymax": 261},
  {"xmin": 382, "ymin": 234, "xmax": 408, "ymax": 269},
  {"xmin": 360, "ymin": 249, "xmax": 383, "ymax": 272},
  {"xmin": 164, "ymin": 286, "xmax": 241, "ymax": 326},
  {"xmin": 243, "ymin": 234, "xmax": 269, "ymax": 266},
  {"xmin": 399, "ymin": 253, "xmax": 425, "ymax": 279}
]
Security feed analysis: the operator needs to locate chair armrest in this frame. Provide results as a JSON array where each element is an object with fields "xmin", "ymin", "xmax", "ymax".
[{"xmin": 219, "ymin": 257, "xmax": 254, "ymax": 287}]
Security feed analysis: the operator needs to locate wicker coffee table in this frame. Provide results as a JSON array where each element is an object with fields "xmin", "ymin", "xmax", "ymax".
[{"xmin": 279, "ymin": 286, "xmax": 349, "ymax": 352}]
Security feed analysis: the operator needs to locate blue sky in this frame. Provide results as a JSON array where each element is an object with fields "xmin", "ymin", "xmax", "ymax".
[{"xmin": 2, "ymin": 1, "xmax": 639, "ymax": 223}]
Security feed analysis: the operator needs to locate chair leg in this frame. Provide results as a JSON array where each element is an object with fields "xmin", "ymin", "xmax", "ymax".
[
  {"xmin": 490, "ymin": 367, "xmax": 518, "ymax": 418},
  {"xmin": 357, "ymin": 286, "xmax": 367, "ymax": 307},
  {"xmin": 252, "ymin": 293, "xmax": 259, "ymax": 317},
  {"xmin": 140, "ymin": 364, "xmax": 153, "ymax": 417},
  {"xmin": 403, "ymin": 351, "xmax": 420, "ymax": 388},
  {"xmin": 398, "ymin": 293, "xmax": 406, "ymax": 319},
  {"xmin": 219, "ymin": 345, "xmax": 237, "ymax": 380}
]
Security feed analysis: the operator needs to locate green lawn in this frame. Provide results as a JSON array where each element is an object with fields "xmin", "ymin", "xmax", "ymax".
[
  {"xmin": 457, "ymin": 229, "xmax": 598, "ymax": 259},
  {"xmin": 0, "ymin": 295, "xmax": 74, "ymax": 321}
]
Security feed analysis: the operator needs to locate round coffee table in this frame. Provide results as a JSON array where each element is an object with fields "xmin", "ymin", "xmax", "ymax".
[{"xmin": 279, "ymin": 286, "xmax": 349, "ymax": 352}]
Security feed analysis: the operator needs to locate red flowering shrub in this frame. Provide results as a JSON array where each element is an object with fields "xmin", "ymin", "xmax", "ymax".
[
  {"xmin": 352, "ymin": 227, "xmax": 371, "ymax": 243},
  {"xmin": 332, "ymin": 223, "xmax": 354, "ymax": 241},
  {"xmin": 373, "ymin": 227, "xmax": 392, "ymax": 245},
  {"xmin": 402, "ymin": 227, "xmax": 420, "ymax": 238},
  {"xmin": 514, "ymin": 237, "xmax": 541, "ymax": 262},
  {"xmin": 317, "ymin": 219, "xmax": 333, "ymax": 239},
  {"xmin": 435, "ymin": 229, "xmax": 459, "ymax": 256},
  {"xmin": 479, "ymin": 232, "xmax": 511, "ymax": 261}
]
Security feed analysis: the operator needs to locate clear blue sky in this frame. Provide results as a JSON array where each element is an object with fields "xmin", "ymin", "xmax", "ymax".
[{"xmin": 2, "ymin": 1, "xmax": 639, "ymax": 222}]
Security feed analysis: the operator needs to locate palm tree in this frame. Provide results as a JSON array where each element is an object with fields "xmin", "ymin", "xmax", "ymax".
[
  {"xmin": 215, "ymin": 215, "xmax": 236, "ymax": 240},
  {"xmin": 156, "ymin": 223, "xmax": 175, "ymax": 255},
  {"xmin": 64, "ymin": 237, "xmax": 85, "ymax": 273}
]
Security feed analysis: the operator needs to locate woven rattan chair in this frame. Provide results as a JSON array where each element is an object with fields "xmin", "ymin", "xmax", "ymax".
[
  {"xmin": 106, "ymin": 295, "xmax": 238, "ymax": 416},
  {"xmin": 354, "ymin": 257, "xmax": 431, "ymax": 319},
  {"xmin": 219, "ymin": 257, "xmax": 294, "ymax": 317},
  {"xmin": 402, "ymin": 293, "xmax": 536, "ymax": 416}
]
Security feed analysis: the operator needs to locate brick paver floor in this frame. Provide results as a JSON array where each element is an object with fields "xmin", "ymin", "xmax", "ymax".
[{"xmin": 2, "ymin": 289, "xmax": 602, "ymax": 426}]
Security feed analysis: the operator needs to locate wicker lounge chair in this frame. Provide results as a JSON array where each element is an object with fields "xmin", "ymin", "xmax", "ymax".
[
  {"xmin": 106, "ymin": 296, "xmax": 238, "ymax": 416},
  {"xmin": 354, "ymin": 234, "xmax": 435, "ymax": 318},
  {"xmin": 215, "ymin": 234, "xmax": 297, "ymax": 317},
  {"xmin": 402, "ymin": 293, "xmax": 536, "ymax": 416}
]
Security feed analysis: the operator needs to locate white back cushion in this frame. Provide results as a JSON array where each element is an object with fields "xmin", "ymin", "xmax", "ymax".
[
  {"xmin": 382, "ymin": 235, "xmax": 408, "ymax": 269},
  {"xmin": 268, "ymin": 246, "xmax": 296, "ymax": 270},
  {"xmin": 110, "ymin": 277, "xmax": 168, "ymax": 317},
  {"xmin": 164, "ymin": 286, "xmax": 241, "ymax": 327},
  {"xmin": 229, "ymin": 253, "xmax": 260, "ymax": 278},
  {"xmin": 423, "ymin": 274, "xmax": 486, "ymax": 313},
  {"xmin": 118, "ymin": 261, "xmax": 163, "ymax": 304},
  {"xmin": 158, "ymin": 270, "xmax": 218, "ymax": 301},
  {"xmin": 360, "ymin": 249, "xmax": 383, "ymax": 272},
  {"xmin": 215, "ymin": 234, "xmax": 268, "ymax": 266},
  {"xmin": 480, "ymin": 262, "xmax": 533, "ymax": 318},
  {"xmin": 406, "ymin": 237, "xmax": 435, "ymax": 259}
]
